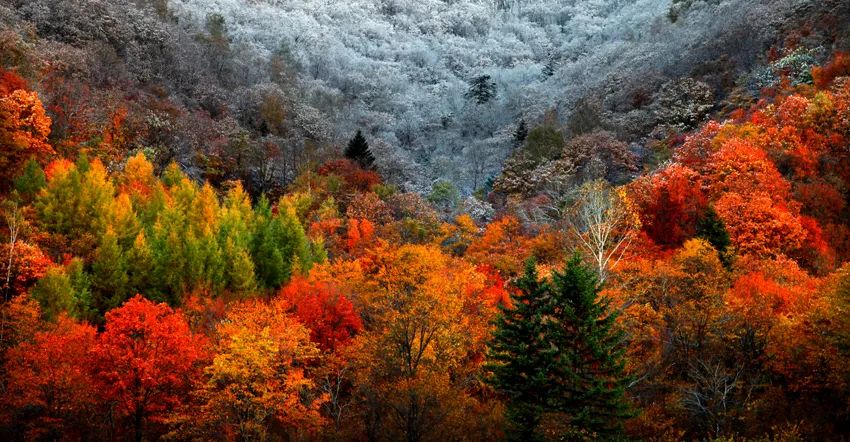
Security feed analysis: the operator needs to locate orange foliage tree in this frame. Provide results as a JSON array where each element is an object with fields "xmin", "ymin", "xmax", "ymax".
[
  {"xmin": 173, "ymin": 298, "xmax": 325, "ymax": 441},
  {"xmin": 0, "ymin": 76, "xmax": 53, "ymax": 190},
  {"xmin": 90, "ymin": 295, "xmax": 206, "ymax": 442},
  {"xmin": 279, "ymin": 276, "xmax": 363, "ymax": 352},
  {"xmin": 632, "ymin": 164, "xmax": 707, "ymax": 248},
  {"xmin": 2, "ymin": 316, "xmax": 98, "ymax": 440}
]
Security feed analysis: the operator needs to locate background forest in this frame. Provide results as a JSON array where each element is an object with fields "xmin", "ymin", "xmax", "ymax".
[{"xmin": 2, "ymin": 0, "xmax": 850, "ymax": 440}]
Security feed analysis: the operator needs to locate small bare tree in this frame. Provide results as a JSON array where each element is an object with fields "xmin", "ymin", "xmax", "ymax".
[
  {"xmin": 566, "ymin": 180, "xmax": 640, "ymax": 283},
  {"xmin": 682, "ymin": 359, "xmax": 750, "ymax": 438},
  {"xmin": 2, "ymin": 200, "xmax": 25, "ymax": 302}
]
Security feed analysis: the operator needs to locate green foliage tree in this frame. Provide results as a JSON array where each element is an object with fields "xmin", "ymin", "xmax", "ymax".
[
  {"xmin": 30, "ymin": 258, "xmax": 94, "ymax": 322},
  {"xmin": 697, "ymin": 206, "xmax": 731, "ymax": 265},
  {"xmin": 549, "ymin": 254, "xmax": 633, "ymax": 439},
  {"xmin": 126, "ymin": 231, "xmax": 154, "ymax": 299},
  {"xmin": 524, "ymin": 124, "xmax": 563, "ymax": 161},
  {"xmin": 251, "ymin": 198, "xmax": 312, "ymax": 290},
  {"xmin": 344, "ymin": 130, "xmax": 376, "ymax": 170},
  {"xmin": 37, "ymin": 155, "xmax": 115, "ymax": 242},
  {"xmin": 486, "ymin": 261, "xmax": 556, "ymax": 441},
  {"xmin": 428, "ymin": 180, "xmax": 460, "ymax": 215},
  {"xmin": 66, "ymin": 258, "xmax": 96, "ymax": 322},
  {"xmin": 90, "ymin": 229, "xmax": 129, "ymax": 316},
  {"xmin": 14, "ymin": 158, "xmax": 46, "ymax": 201},
  {"xmin": 29, "ymin": 266, "xmax": 76, "ymax": 321}
]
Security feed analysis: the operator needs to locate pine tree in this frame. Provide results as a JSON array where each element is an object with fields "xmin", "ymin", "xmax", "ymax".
[
  {"xmin": 66, "ymin": 257, "xmax": 96, "ymax": 322},
  {"xmin": 14, "ymin": 158, "xmax": 46, "ymax": 201},
  {"xmin": 251, "ymin": 198, "xmax": 311, "ymax": 289},
  {"xmin": 513, "ymin": 119, "xmax": 528, "ymax": 149},
  {"xmin": 542, "ymin": 52, "xmax": 557, "ymax": 78},
  {"xmin": 549, "ymin": 254, "xmax": 633, "ymax": 439},
  {"xmin": 696, "ymin": 206, "xmax": 731, "ymax": 266},
  {"xmin": 224, "ymin": 239, "xmax": 257, "ymax": 296},
  {"xmin": 126, "ymin": 231, "xmax": 154, "ymax": 298},
  {"xmin": 90, "ymin": 229, "xmax": 130, "ymax": 316},
  {"xmin": 485, "ymin": 260, "xmax": 556, "ymax": 441},
  {"xmin": 466, "ymin": 74, "xmax": 497, "ymax": 104},
  {"xmin": 344, "ymin": 130, "xmax": 376, "ymax": 170}
]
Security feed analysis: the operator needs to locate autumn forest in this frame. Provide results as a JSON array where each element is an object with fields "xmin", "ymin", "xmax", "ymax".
[{"xmin": 3, "ymin": 0, "xmax": 850, "ymax": 441}]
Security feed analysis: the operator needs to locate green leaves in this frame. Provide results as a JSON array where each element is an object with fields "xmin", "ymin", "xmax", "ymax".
[{"xmin": 486, "ymin": 256, "xmax": 633, "ymax": 440}]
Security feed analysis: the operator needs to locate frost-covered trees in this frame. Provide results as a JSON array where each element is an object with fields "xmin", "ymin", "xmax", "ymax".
[{"xmin": 159, "ymin": 0, "xmax": 808, "ymax": 192}]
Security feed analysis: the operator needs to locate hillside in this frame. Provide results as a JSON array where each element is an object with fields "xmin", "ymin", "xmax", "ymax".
[{"xmin": 2, "ymin": 0, "xmax": 850, "ymax": 440}]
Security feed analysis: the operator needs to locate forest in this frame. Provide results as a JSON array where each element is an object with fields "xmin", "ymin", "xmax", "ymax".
[{"xmin": 2, "ymin": 0, "xmax": 850, "ymax": 441}]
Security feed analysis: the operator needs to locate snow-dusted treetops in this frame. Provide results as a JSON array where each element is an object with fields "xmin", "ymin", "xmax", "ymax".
[{"xmin": 5, "ymin": 0, "xmax": 846, "ymax": 192}]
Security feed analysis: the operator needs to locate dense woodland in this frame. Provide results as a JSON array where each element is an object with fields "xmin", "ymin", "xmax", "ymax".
[{"xmin": 3, "ymin": 0, "xmax": 850, "ymax": 441}]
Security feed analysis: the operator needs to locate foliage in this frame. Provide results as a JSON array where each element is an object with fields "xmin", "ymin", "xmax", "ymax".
[{"xmin": 90, "ymin": 296, "xmax": 206, "ymax": 441}]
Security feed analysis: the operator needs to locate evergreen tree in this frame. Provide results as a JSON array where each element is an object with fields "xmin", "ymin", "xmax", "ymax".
[
  {"xmin": 485, "ymin": 260, "xmax": 557, "ymax": 441},
  {"xmin": 90, "ymin": 229, "xmax": 130, "ymax": 316},
  {"xmin": 223, "ymin": 239, "xmax": 257, "ymax": 295},
  {"xmin": 466, "ymin": 74, "xmax": 497, "ymax": 104},
  {"xmin": 542, "ymin": 52, "xmax": 558, "ymax": 78},
  {"xmin": 14, "ymin": 158, "xmax": 46, "ymax": 201},
  {"xmin": 344, "ymin": 130, "xmax": 376, "ymax": 170},
  {"xmin": 66, "ymin": 258, "xmax": 96, "ymax": 322},
  {"xmin": 549, "ymin": 254, "xmax": 633, "ymax": 439},
  {"xmin": 126, "ymin": 231, "xmax": 154, "ymax": 298},
  {"xmin": 696, "ymin": 206, "xmax": 731, "ymax": 266},
  {"xmin": 513, "ymin": 119, "xmax": 528, "ymax": 149},
  {"xmin": 251, "ymin": 198, "xmax": 311, "ymax": 289},
  {"xmin": 29, "ymin": 266, "xmax": 76, "ymax": 321}
]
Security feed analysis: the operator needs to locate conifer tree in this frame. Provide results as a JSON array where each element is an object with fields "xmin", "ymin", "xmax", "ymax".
[
  {"xmin": 549, "ymin": 254, "xmax": 633, "ymax": 439},
  {"xmin": 513, "ymin": 119, "xmax": 528, "ymax": 149},
  {"xmin": 344, "ymin": 130, "xmax": 376, "ymax": 170},
  {"xmin": 485, "ymin": 260, "xmax": 556, "ymax": 441},
  {"xmin": 466, "ymin": 74, "xmax": 497, "ymax": 104},
  {"xmin": 126, "ymin": 231, "xmax": 154, "ymax": 298},
  {"xmin": 14, "ymin": 158, "xmax": 45, "ymax": 201},
  {"xmin": 66, "ymin": 257, "xmax": 96, "ymax": 322},
  {"xmin": 697, "ymin": 206, "xmax": 731, "ymax": 265},
  {"xmin": 224, "ymin": 240, "xmax": 257, "ymax": 296},
  {"xmin": 90, "ymin": 229, "xmax": 129, "ymax": 316}
]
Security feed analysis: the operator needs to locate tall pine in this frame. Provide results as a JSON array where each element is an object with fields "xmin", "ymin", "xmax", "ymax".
[
  {"xmin": 344, "ymin": 130, "xmax": 376, "ymax": 170},
  {"xmin": 485, "ymin": 260, "xmax": 557, "ymax": 441},
  {"xmin": 487, "ymin": 256, "xmax": 633, "ymax": 440},
  {"xmin": 549, "ymin": 254, "xmax": 633, "ymax": 439}
]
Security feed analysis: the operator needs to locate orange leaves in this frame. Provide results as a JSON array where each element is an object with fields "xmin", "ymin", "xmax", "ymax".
[
  {"xmin": 183, "ymin": 297, "xmax": 326, "ymax": 439},
  {"xmin": 345, "ymin": 218, "xmax": 375, "ymax": 255},
  {"xmin": 91, "ymin": 295, "xmax": 207, "ymax": 439},
  {"xmin": 812, "ymin": 52, "xmax": 850, "ymax": 89},
  {"xmin": 632, "ymin": 164, "xmax": 706, "ymax": 248},
  {"xmin": 466, "ymin": 216, "xmax": 532, "ymax": 277},
  {"xmin": 279, "ymin": 277, "xmax": 362, "ymax": 351},
  {"xmin": 0, "ymin": 69, "xmax": 27, "ymax": 95},
  {"xmin": 714, "ymin": 192, "xmax": 805, "ymax": 258},
  {"xmin": 3, "ymin": 316, "xmax": 97, "ymax": 439},
  {"xmin": 704, "ymin": 138, "xmax": 791, "ymax": 199},
  {"xmin": 317, "ymin": 158, "xmax": 381, "ymax": 192},
  {"xmin": 0, "ymin": 87, "xmax": 53, "ymax": 189}
]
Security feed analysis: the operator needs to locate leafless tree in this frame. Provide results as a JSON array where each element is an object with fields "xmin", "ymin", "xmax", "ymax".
[{"xmin": 566, "ymin": 180, "xmax": 639, "ymax": 283}]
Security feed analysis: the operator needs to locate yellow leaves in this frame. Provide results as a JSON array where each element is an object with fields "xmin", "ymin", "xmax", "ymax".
[
  {"xmin": 192, "ymin": 182, "xmax": 220, "ymax": 235},
  {"xmin": 0, "ymin": 90, "xmax": 53, "ymax": 183},
  {"xmin": 190, "ymin": 299, "xmax": 326, "ymax": 438}
]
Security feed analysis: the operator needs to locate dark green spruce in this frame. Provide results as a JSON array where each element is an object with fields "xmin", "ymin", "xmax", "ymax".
[
  {"xmin": 549, "ymin": 254, "xmax": 634, "ymax": 439},
  {"xmin": 485, "ymin": 260, "xmax": 556, "ymax": 441},
  {"xmin": 344, "ymin": 130, "xmax": 376, "ymax": 170},
  {"xmin": 486, "ymin": 255, "xmax": 634, "ymax": 441}
]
